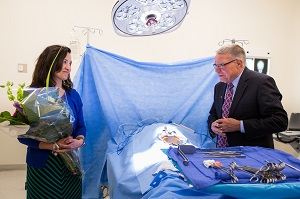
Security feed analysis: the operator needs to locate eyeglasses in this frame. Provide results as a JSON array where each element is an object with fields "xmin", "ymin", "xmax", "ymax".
[{"xmin": 213, "ymin": 59, "xmax": 237, "ymax": 69}]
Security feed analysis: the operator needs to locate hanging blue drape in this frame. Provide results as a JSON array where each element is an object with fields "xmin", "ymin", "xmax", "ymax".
[{"xmin": 73, "ymin": 45, "xmax": 219, "ymax": 199}]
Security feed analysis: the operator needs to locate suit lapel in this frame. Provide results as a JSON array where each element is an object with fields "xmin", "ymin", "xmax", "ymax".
[{"xmin": 217, "ymin": 83, "xmax": 227, "ymax": 117}]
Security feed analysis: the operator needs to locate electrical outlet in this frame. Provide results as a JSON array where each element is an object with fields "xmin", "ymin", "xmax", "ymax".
[{"xmin": 18, "ymin": 64, "xmax": 27, "ymax": 73}]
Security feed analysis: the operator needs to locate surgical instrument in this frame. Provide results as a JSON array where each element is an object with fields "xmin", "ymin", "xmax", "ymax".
[
  {"xmin": 203, "ymin": 160, "xmax": 238, "ymax": 183},
  {"xmin": 203, "ymin": 154, "xmax": 246, "ymax": 158},
  {"xmin": 177, "ymin": 146, "xmax": 189, "ymax": 166},
  {"xmin": 279, "ymin": 159, "xmax": 300, "ymax": 172}
]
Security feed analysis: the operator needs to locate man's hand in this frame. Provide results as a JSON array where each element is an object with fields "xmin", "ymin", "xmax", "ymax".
[{"xmin": 211, "ymin": 117, "xmax": 240, "ymax": 136}]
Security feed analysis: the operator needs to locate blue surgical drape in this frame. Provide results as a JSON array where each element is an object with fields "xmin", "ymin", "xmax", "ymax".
[{"xmin": 73, "ymin": 45, "xmax": 219, "ymax": 198}]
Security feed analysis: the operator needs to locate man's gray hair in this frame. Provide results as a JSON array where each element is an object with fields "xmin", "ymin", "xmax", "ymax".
[{"xmin": 217, "ymin": 44, "xmax": 246, "ymax": 64}]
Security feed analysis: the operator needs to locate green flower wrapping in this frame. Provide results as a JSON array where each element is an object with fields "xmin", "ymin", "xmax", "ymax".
[
  {"xmin": 18, "ymin": 87, "xmax": 74, "ymax": 142},
  {"xmin": 60, "ymin": 149, "xmax": 83, "ymax": 178},
  {"xmin": 17, "ymin": 87, "xmax": 83, "ymax": 177}
]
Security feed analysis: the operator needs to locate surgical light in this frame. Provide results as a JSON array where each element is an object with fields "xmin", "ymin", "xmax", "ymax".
[{"xmin": 112, "ymin": 0, "xmax": 191, "ymax": 36}]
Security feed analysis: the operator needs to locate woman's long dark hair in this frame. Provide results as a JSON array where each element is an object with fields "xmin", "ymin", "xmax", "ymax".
[{"xmin": 30, "ymin": 45, "xmax": 73, "ymax": 93}]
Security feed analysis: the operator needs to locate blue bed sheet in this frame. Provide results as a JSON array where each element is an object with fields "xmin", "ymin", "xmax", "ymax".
[
  {"xmin": 105, "ymin": 122, "xmax": 300, "ymax": 199},
  {"xmin": 106, "ymin": 122, "xmax": 211, "ymax": 199}
]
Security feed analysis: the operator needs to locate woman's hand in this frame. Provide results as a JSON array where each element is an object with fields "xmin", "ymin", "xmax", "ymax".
[{"xmin": 55, "ymin": 136, "xmax": 84, "ymax": 153}]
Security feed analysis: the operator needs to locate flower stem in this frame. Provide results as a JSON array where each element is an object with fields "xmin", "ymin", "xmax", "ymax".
[{"xmin": 46, "ymin": 46, "xmax": 63, "ymax": 88}]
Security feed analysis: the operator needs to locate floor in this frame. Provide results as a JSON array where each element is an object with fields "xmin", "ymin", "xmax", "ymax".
[
  {"xmin": 0, "ymin": 168, "xmax": 109, "ymax": 199},
  {"xmin": 0, "ymin": 169, "xmax": 26, "ymax": 199}
]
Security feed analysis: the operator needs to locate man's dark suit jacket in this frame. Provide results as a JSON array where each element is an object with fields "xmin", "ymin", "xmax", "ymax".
[{"xmin": 208, "ymin": 67, "xmax": 288, "ymax": 148}]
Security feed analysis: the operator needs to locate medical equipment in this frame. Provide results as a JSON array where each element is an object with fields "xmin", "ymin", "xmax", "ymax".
[
  {"xmin": 279, "ymin": 160, "xmax": 300, "ymax": 173},
  {"xmin": 275, "ymin": 131, "xmax": 300, "ymax": 156},
  {"xmin": 275, "ymin": 113, "xmax": 300, "ymax": 158},
  {"xmin": 177, "ymin": 145, "xmax": 189, "ymax": 166},
  {"xmin": 200, "ymin": 150, "xmax": 246, "ymax": 158},
  {"xmin": 178, "ymin": 144, "xmax": 246, "ymax": 158},
  {"xmin": 229, "ymin": 161, "xmax": 286, "ymax": 184},
  {"xmin": 203, "ymin": 160, "xmax": 238, "ymax": 183},
  {"xmin": 203, "ymin": 154, "xmax": 246, "ymax": 158},
  {"xmin": 112, "ymin": 0, "xmax": 191, "ymax": 36}
]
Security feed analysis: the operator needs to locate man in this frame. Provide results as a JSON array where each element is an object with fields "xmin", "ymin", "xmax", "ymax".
[{"xmin": 207, "ymin": 44, "xmax": 288, "ymax": 148}]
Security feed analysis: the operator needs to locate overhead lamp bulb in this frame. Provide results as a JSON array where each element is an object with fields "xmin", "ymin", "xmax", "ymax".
[
  {"xmin": 112, "ymin": 0, "xmax": 191, "ymax": 36},
  {"xmin": 146, "ymin": 14, "xmax": 158, "ymax": 26}
]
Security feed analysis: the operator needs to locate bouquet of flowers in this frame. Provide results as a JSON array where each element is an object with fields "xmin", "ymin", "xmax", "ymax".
[
  {"xmin": 17, "ymin": 87, "xmax": 74, "ymax": 142},
  {"xmin": 0, "ymin": 81, "xmax": 31, "ymax": 136},
  {"xmin": 0, "ymin": 82, "xmax": 83, "ymax": 178}
]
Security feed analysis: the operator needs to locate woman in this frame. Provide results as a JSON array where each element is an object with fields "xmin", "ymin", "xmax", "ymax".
[{"xmin": 18, "ymin": 45, "xmax": 86, "ymax": 199}]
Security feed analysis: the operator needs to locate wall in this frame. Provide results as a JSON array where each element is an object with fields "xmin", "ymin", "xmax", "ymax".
[
  {"xmin": 0, "ymin": 0, "xmax": 299, "ymax": 165},
  {"xmin": 290, "ymin": 0, "xmax": 300, "ymax": 112}
]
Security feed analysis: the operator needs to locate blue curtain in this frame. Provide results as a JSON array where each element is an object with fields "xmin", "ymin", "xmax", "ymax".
[{"xmin": 73, "ymin": 45, "xmax": 219, "ymax": 199}]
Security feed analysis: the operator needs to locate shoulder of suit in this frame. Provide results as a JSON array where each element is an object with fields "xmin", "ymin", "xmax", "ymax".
[
  {"xmin": 243, "ymin": 67, "xmax": 270, "ymax": 79},
  {"xmin": 215, "ymin": 82, "xmax": 227, "ymax": 90}
]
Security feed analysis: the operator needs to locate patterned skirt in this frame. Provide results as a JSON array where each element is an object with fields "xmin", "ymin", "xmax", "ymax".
[{"xmin": 26, "ymin": 153, "xmax": 82, "ymax": 199}]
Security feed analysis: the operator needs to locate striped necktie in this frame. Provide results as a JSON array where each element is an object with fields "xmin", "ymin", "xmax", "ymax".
[{"xmin": 217, "ymin": 83, "xmax": 234, "ymax": 148}]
